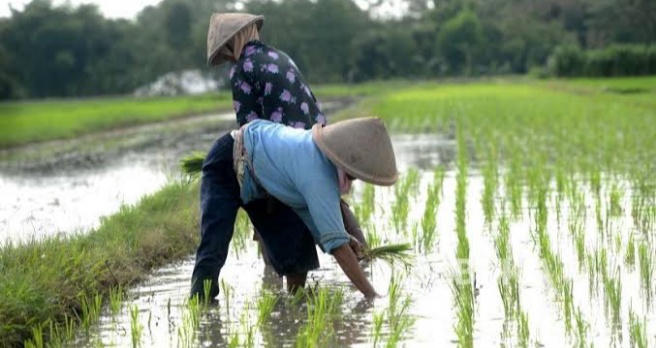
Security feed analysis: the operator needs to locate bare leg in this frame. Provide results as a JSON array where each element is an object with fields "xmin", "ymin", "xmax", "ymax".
[{"xmin": 286, "ymin": 272, "xmax": 308, "ymax": 294}]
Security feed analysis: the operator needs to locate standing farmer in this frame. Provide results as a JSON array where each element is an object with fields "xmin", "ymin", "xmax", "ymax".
[
  {"xmin": 205, "ymin": 13, "xmax": 366, "ymax": 261},
  {"xmin": 190, "ymin": 117, "xmax": 398, "ymax": 300}
]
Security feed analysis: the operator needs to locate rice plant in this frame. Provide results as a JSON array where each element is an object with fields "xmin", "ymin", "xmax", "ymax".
[
  {"xmin": 256, "ymin": 290, "xmax": 278, "ymax": 326},
  {"xmin": 130, "ymin": 305, "xmax": 143, "ymax": 348},
  {"xmin": 638, "ymin": 241, "xmax": 653, "ymax": 301},
  {"xmin": 295, "ymin": 287, "xmax": 344, "ymax": 348},
  {"xmin": 362, "ymin": 243, "xmax": 414, "ymax": 270},
  {"xmin": 629, "ymin": 306, "xmax": 648, "ymax": 348}
]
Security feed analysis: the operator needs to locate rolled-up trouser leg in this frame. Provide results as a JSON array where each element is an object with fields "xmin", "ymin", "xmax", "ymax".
[{"xmin": 190, "ymin": 134, "xmax": 241, "ymax": 300}]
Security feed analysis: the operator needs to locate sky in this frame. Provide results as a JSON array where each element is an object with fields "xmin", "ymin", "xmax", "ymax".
[{"xmin": 0, "ymin": 0, "xmax": 163, "ymax": 19}]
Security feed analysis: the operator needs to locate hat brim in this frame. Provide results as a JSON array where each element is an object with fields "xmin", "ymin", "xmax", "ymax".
[
  {"xmin": 207, "ymin": 16, "xmax": 264, "ymax": 67},
  {"xmin": 312, "ymin": 123, "xmax": 398, "ymax": 186}
]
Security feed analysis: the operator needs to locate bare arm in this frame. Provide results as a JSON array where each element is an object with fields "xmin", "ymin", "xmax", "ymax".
[{"xmin": 332, "ymin": 244, "xmax": 377, "ymax": 298}]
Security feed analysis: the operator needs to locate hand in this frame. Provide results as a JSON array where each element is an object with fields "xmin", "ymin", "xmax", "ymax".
[{"xmin": 348, "ymin": 236, "xmax": 365, "ymax": 261}]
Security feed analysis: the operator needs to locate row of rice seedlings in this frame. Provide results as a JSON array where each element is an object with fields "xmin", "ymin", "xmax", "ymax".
[
  {"xmin": 504, "ymin": 154, "xmax": 523, "ymax": 219},
  {"xmin": 130, "ymin": 304, "xmax": 143, "ymax": 348},
  {"xmin": 371, "ymin": 273, "xmax": 416, "ymax": 348},
  {"xmin": 417, "ymin": 167, "xmax": 445, "ymax": 253},
  {"xmin": 480, "ymin": 144, "xmax": 499, "ymax": 224},
  {"xmin": 628, "ymin": 306, "xmax": 649, "ymax": 348},
  {"xmin": 391, "ymin": 170, "xmax": 418, "ymax": 234},
  {"xmin": 256, "ymin": 289, "xmax": 279, "ymax": 326},
  {"xmin": 637, "ymin": 240, "xmax": 653, "ymax": 304},
  {"xmin": 452, "ymin": 126, "xmax": 474, "ymax": 348},
  {"xmin": 354, "ymin": 183, "xmax": 376, "ymax": 225},
  {"xmin": 295, "ymin": 287, "xmax": 345, "ymax": 347},
  {"xmin": 529, "ymin": 179, "xmax": 591, "ymax": 345}
]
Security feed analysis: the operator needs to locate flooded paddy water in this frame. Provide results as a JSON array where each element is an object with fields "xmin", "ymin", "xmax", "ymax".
[{"xmin": 4, "ymin": 93, "xmax": 656, "ymax": 347}]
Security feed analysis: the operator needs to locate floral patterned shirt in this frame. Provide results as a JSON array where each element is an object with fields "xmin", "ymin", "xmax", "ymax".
[{"xmin": 229, "ymin": 41, "xmax": 326, "ymax": 129}]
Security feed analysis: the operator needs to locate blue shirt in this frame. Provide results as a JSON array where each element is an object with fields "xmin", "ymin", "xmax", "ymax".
[{"xmin": 241, "ymin": 120, "xmax": 349, "ymax": 253}]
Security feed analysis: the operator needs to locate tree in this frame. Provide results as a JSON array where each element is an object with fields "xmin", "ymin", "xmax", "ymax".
[{"xmin": 437, "ymin": 9, "xmax": 483, "ymax": 75}]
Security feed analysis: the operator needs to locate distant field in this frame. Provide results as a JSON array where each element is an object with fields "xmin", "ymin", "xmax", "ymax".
[
  {"xmin": 0, "ymin": 93, "xmax": 232, "ymax": 148},
  {"xmin": 1, "ymin": 77, "xmax": 654, "ymax": 149}
]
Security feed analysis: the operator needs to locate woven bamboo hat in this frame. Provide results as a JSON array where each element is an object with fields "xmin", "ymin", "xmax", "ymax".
[
  {"xmin": 312, "ymin": 117, "xmax": 398, "ymax": 186},
  {"xmin": 207, "ymin": 13, "xmax": 264, "ymax": 66}
]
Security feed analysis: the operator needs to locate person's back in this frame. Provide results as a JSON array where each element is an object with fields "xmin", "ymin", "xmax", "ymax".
[
  {"xmin": 241, "ymin": 120, "xmax": 337, "ymax": 211},
  {"xmin": 231, "ymin": 41, "xmax": 326, "ymax": 129}
]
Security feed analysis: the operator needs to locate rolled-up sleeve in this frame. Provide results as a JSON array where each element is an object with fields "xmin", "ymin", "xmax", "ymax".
[{"xmin": 296, "ymin": 180, "xmax": 350, "ymax": 253}]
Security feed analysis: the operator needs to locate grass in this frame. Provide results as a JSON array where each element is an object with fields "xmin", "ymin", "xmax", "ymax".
[
  {"xmin": 0, "ymin": 180, "xmax": 200, "ymax": 347},
  {"xmin": 0, "ymin": 93, "xmax": 232, "ymax": 148}
]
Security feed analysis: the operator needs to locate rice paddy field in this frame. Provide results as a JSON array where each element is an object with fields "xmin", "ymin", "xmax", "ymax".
[{"xmin": 7, "ymin": 76, "xmax": 656, "ymax": 348}]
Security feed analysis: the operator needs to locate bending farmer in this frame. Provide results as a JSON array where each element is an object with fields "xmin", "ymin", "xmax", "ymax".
[
  {"xmin": 205, "ymin": 13, "xmax": 368, "ymax": 264},
  {"xmin": 190, "ymin": 117, "xmax": 398, "ymax": 299}
]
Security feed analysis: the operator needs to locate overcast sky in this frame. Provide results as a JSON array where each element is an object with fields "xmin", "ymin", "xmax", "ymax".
[{"xmin": 0, "ymin": 0, "xmax": 163, "ymax": 19}]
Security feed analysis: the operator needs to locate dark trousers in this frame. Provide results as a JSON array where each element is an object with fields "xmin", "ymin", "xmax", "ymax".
[{"xmin": 190, "ymin": 133, "xmax": 319, "ymax": 299}]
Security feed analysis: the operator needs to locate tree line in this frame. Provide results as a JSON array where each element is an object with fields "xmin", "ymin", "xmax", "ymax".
[{"xmin": 0, "ymin": 0, "xmax": 654, "ymax": 100}]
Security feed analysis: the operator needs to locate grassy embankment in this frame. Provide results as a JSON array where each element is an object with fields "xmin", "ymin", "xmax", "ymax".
[
  {"xmin": 0, "ymin": 93, "xmax": 233, "ymax": 148},
  {"xmin": 0, "ymin": 182, "xmax": 200, "ymax": 347}
]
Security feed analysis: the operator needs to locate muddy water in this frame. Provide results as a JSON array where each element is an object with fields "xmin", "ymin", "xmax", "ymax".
[
  {"xmin": 5, "ymin": 118, "xmax": 656, "ymax": 346},
  {"xmin": 73, "ymin": 159, "xmax": 656, "ymax": 347},
  {"xmin": 0, "ymin": 113, "xmax": 234, "ymax": 243}
]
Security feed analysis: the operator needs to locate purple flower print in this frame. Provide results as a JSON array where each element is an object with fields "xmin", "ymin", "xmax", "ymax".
[
  {"xmin": 266, "ymin": 64, "xmax": 279, "ymax": 74},
  {"xmin": 244, "ymin": 46, "xmax": 256, "ymax": 57},
  {"xmin": 286, "ymin": 70, "xmax": 296, "ymax": 83},
  {"xmin": 268, "ymin": 51, "xmax": 279, "ymax": 60},
  {"xmin": 293, "ymin": 122, "xmax": 306, "ymax": 129},
  {"xmin": 271, "ymin": 107, "xmax": 284, "ymax": 123},
  {"xmin": 240, "ymin": 81, "xmax": 251, "ymax": 94},
  {"xmin": 233, "ymin": 100, "xmax": 240, "ymax": 113},
  {"xmin": 300, "ymin": 102, "xmax": 309, "ymax": 115},
  {"xmin": 257, "ymin": 97, "xmax": 263, "ymax": 105},
  {"xmin": 264, "ymin": 82, "xmax": 273, "ymax": 96},
  {"xmin": 246, "ymin": 111, "xmax": 259, "ymax": 122},
  {"xmin": 280, "ymin": 89, "xmax": 292, "ymax": 102},
  {"xmin": 315, "ymin": 114, "xmax": 327, "ymax": 125},
  {"xmin": 243, "ymin": 60, "xmax": 254, "ymax": 72}
]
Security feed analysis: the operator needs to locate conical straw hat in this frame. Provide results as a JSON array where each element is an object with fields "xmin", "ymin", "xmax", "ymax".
[
  {"xmin": 207, "ymin": 13, "xmax": 264, "ymax": 66},
  {"xmin": 312, "ymin": 117, "xmax": 398, "ymax": 186}
]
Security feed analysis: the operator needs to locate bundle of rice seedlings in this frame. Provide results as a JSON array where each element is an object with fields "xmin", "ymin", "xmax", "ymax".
[
  {"xmin": 361, "ymin": 243, "xmax": 413, "ymax": 269},
  {"xmin": 180, "ymin": 152, "xmax": 206, "ymax": 176}
]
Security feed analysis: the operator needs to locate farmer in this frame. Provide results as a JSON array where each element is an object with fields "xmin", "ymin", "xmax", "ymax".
[
  {"xmin": 190, "ymin": 117, "xmax": 398, "ymax": 300},
  {"xmin": 205, "ymin": 13, "xmax": 367, "ymax": 263}
]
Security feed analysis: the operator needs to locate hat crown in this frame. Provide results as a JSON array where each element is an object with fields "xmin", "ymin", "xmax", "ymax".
[
  {"xmin": 312, "ymin": 117, "xmax": 398, "ymax": 186},
  {"xmin": 207, "ymin": 13, "xmax": 264, "ymax": 66}
]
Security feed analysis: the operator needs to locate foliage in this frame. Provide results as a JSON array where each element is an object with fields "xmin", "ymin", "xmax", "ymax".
[
  {"xmin": 0, "ymin": 0, "xmax": 655, "ymax": 100},
  {"xmin": 548, "ymin": 44, "xmax": 656, "ymax": 77}
]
